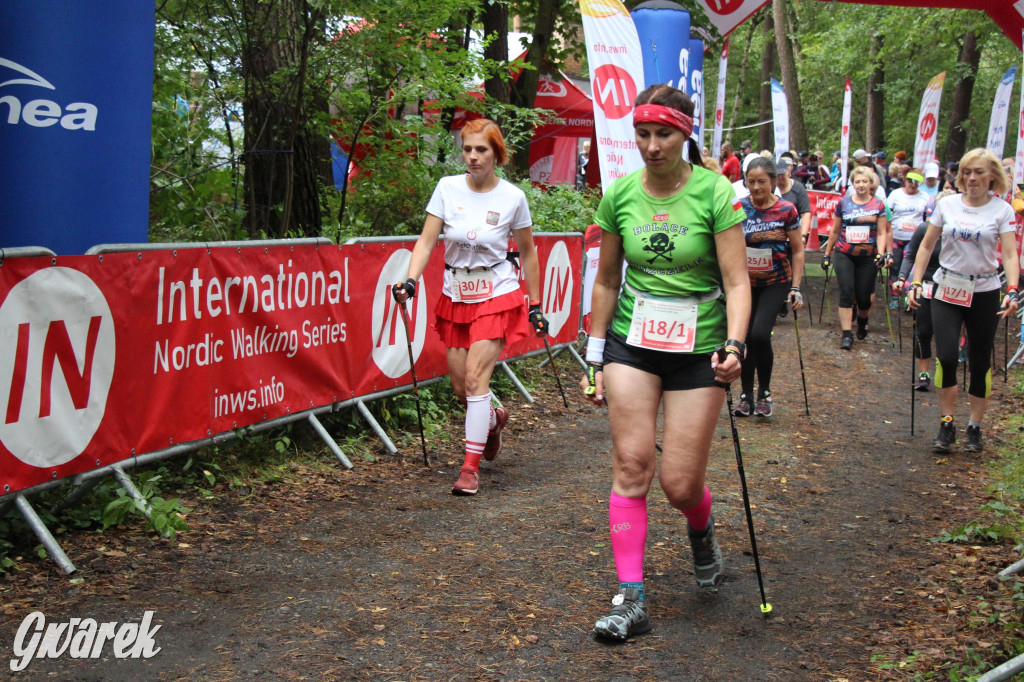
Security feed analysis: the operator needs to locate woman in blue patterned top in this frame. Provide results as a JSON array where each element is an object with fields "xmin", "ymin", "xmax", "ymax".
[
  {"xmin": 822, "ymin": 165, "xmax": 892, "ymax": 349},
  {"xmin": 735, "ymin": 157, "xmax": 804, "ymax": 417}
]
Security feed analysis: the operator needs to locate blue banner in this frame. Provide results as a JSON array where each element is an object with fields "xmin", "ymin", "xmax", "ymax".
[
  {"xmin": 688, "ymin": 39, "xmax": 704, "ymax": 145},
  {"xmin": 631, "ymin": 2, "xmax": 690, "ymax": 92},
  {"xmin": 0, "ymin": 2, "xmax": 154, "ymax": 254}
]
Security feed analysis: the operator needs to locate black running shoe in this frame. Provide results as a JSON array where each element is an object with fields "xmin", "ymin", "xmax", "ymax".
[
  {"xmin": 933, "ymin": 421, "xmax": 956, "ymax": 453},
  {"xmin": 964, "ymin": 425, "xmax": 983, "ymax": 453},
  {"xmin": 593, "ymin": 588, "xmax": 651, "ymax": 640},
  {"xmin": 856, "ymin": 317, "xmax": 870, "ymax": 340},
  {"xmin": 688, "ymin": 515, "xmax": 724, "ymax": 589},
  {"xmin": 914, "ymin": 372, "xmax": 931, "ymax": 392},
  {"xmin": 840, "ymin": 331, "xmax": 854, "ymax": 350}
]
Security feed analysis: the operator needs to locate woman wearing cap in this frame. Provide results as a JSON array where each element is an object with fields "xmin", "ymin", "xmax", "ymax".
[
  {"xmin": 886, "ymin": 168, "xmax": 931, "ymax": 305},
  {"xmin": 580, "ymin": 83, "xmax": 749, "ymax": 640},
  {"xmin": 822, "ymin": 165, "xmax": 891, "ymax": 349},
  {"xmin": 908, "ymin": 148, "xmax": 1020, "ymax": 454},
  {"xmin": 735, "ymin": 157, "xmax": 804, "ymax": 417},
  {"xmin": 393, "ymin": 117, "xmax": 546, "ymax": 496},
  {"xmin": 921, "ymin": 163, "xmax": 941, "ymax": 199}
]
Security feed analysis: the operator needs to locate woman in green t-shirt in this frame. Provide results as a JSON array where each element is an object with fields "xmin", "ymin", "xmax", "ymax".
[{"xmin": 580, "ymin": 84, "xmax": 751, "ymax": 640}]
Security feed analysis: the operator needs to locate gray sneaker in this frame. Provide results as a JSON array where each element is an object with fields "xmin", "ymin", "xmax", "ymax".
[
  {"xmin": 688, "ymin": 515, "xmax": 724, "ymax": 589},
  {"xmin": 593, "ymin": 588, "xmax": 651, "ymax": 640}
]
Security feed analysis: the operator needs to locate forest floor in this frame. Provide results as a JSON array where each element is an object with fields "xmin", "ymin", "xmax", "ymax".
[{"xmin": 2, "ymin": 254, "xmax": 1024, "ymax": 681}]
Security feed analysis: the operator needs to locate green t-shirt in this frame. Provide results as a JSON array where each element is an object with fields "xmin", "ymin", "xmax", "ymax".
[{"xmin": 596, "ymin": 165, "xmax": 745, "ymax": 353}]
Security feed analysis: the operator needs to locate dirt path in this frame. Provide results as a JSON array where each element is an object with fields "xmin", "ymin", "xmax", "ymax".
[{"xmin": 2, "ymin": 262, "xmax": 1021, "ymax": 681}]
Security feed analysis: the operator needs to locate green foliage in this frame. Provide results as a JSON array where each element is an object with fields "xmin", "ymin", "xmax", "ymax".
[
  {"xmin": 701, "ymin": 3, "xmax": 1021, "ymax": 159},
  {"xmin": 149, "ymin": 16, "xmax": 246, "ymax": 242},
  {"xmin": 517, "ymin": 182, "xmax": 599, "ymax": 233},
  {"xmin": 101, "ymin": 472, "xmax": 192, "ymax": 541}
]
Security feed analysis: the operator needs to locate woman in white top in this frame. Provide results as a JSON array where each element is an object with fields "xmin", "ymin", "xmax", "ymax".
[
  {"xmin": 393, "ymin": 118, "xmax": 545, "ymax": 495},
  {"xmin": 908, "ymin": 148, "xmax": 1020, "ymax": 454},
  {"xmin": 886, "ymin": 168, "xmax": 931, "ymax": 303}
]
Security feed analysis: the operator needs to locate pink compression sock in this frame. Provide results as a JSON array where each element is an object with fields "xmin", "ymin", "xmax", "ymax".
[
  {"xmin": 463, "ymin": 393, "xmax": 490, "ymax": 470},
  {"xmin": 681, "ymin": 486, "xmax": 712, "ymax": 532},
  {"xmin": 609, "ymin": 491, "xmax": 648, "ymax": 583}
]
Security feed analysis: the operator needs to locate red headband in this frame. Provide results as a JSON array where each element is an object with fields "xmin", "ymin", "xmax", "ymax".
[{"xmin": 633, "ymin": 104, "xmax": 694, "ymax": 138}]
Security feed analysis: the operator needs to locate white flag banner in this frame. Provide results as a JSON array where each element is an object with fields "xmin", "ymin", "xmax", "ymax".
[
  {"xmin": 1015, "ymin": 31, "xmax": 1024, "ymax": 188},
  {"xmin": 914, "ymin": 72, "xmax": 946, "ymax": 169},
  {"xmin": 579, "ymin": 0, "xmax": 645, "ymax": 190},
  {"xmin": 841, "ymin": 78, "xmax": 851, "ymax": 191},
  {"xmin": 711, "ymin": 39, "xmax": 728, "ymax": 161},
  {"xmin": 987, "ymin": 66, "xmax": 1016, "ymax": 158},
  {"xmin": 692, "ymin": 0, "xmax": 770, "ymax": 38},
  {"xmin": 770, "ymin": 77, "xmax": 789, "ymax": 160}
]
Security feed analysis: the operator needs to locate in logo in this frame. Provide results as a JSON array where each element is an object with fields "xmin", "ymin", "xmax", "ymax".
[
  {"xmin": 703, "ymin": 0, "xmax": 745, "ymax": 15},
  {"xmin": 371, "ymin": 250, "xmax": 427, "ymax": 379},
  {"xmin": 0, "ymin": 57, "xmax": 98, "ymax": 130},
  {"xmin": 593, "ymin": 65, "xmax": 637, "ymax": 120},
  {"xmin": 919, "ymin": 113, "xmax": 937, "ymax": 141},
  {"xmin": 541, "ymin": 241, "xmax": 574, "ymax": 337},
  {"xmin": 0, "ymin": 268, "xmax": 115, "ymax": 468}
]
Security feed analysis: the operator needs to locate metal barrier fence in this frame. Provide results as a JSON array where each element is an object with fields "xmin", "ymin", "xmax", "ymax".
[{"xmin": 0, "ymin": 235, "xmax": 586, "ymax": 573}]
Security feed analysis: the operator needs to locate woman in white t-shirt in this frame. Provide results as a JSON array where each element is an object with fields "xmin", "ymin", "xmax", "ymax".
[
  {"xmin": 393, "ymin": 118, "xmax": 545, "ymax": 496},
  {"xmin": 886, "ymin": 168, "xmax": 931, "ymax": 302},
  {"xmin": 908, "ymin": 148, "xmax": 1020, "ymax": 454}
]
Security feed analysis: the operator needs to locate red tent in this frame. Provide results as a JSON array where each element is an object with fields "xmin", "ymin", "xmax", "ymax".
[{"xmin": 444, "ymin": 51, "xmax": 596, "ymax": 186}]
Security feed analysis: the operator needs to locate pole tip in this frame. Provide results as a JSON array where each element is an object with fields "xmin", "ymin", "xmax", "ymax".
[{"xmin": 760, "ymin": 602, "xmax": 773, "ymax": 616}]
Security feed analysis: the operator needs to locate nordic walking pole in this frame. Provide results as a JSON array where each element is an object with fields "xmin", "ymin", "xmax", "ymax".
[
  {"xmin": 716, "ymin": 348, "xmax": 772, "ymax": 616},
  {"xmin": 880, "ymin": 265, "xmax": 895, "ymax": 349},
  {"xmin": 896, "ymin": 281, "xmax": 903, "ymax": 354},
  {"xmin": 802, "ymin": 259, "xmax": 813, "ymax": 327},
  {"xmin": 911, "ymin": 312, "xmax": 917, "ymax": 436},
  {"xmin": 1005, "ymin": 315, "xmax": 1009, "ymax": 383},
  {"xmin": 397, "ymin": 299, "xmax": 429, "ymax": 467},
  {"xmin": 818, "ymin": 265, "xmax": 832, "ymax": 325},
  {"xmin": 542, "ymin": 335, "xmax": 569, "ymax": 408},
  {"xmin": 792, "ymin": 307, "xmax": 810, "ymax": 416}
]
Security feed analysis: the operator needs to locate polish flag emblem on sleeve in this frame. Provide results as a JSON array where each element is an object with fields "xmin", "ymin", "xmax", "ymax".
[{"xmin": 731, "ymin": 195, "xmax": 742, "ymax": 211}]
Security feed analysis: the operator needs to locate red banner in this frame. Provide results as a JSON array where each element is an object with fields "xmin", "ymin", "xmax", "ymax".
[
  {"xmin": 809, "ymin": 190, "xmax": 842, "ymax": 236},
  {"xmin": 0, "ymin": 236, "xmax": 582, "ymax": 496}
]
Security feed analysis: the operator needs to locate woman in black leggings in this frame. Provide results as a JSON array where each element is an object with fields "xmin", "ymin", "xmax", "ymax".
[
  {"xmin": 896, "ymin": 221, "xmax": 941, "ymax": 390},
  {"xmin": 908, "ymin": 148, "xmax": 1020, "ymax": 454},
  {"xmin": 735, "ymin": 157, "xmax": 804, "ymax": 417},
  {"xmin": 895, "ymin": 189, "xmax": 957, "ymax": 390},
  {"xmin": 822, "ymin": 166, "xmax": 891, "ymax": 349}
]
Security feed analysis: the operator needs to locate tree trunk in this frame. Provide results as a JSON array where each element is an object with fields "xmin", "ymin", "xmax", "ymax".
[
  {"xmin": 865, "ymin": 32, "xmax": 884, "ymax": 153},
  {"xmin": 509, "ymin": 0, "xmax": 562, "ymax": 178},
  {"xmin": 758, "ymin": 10, "xmax": 776, "ymax": 152},
  {"xmin": 772, "ymin": 0, "xmax": 806, "ymax": 152},
  {"xmin": 944, "ymin": 28, "xmax": 980, "ymax": 163},
  {"xmin": 482, "ymin": 0, "xmax": 509, "ymax": 108},
  {"xmin": 241, "ymin": 0, "xmax": 327, "ymax": 238}
]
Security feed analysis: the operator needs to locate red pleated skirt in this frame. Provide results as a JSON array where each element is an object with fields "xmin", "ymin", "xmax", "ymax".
[{"xmin": 433, "ymin": 289, "xmax": 533, "ymax": 349}]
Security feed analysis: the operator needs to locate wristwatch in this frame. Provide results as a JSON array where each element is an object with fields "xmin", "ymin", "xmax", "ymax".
[{"xmin": 724, "ymin": 338, "xmax": 746, "ymax": 357}]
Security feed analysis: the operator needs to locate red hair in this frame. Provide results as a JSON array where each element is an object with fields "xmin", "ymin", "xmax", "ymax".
[{"xmin": 462, "ymin": 118, "xmax": 508, "ymax": 166}]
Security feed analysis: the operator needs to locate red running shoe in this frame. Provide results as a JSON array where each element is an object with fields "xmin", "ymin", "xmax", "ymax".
[
  {"xmin": 482, "ymin": 406, "xmax": 509, "ymax": 462},
  {"xmin": 451, "ymin": 467, "xmax": 479, "ymax": 496}
]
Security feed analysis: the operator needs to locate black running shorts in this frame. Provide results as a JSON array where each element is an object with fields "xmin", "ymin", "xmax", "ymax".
[{"xmin": 603, "ymin": 332, "xmax": 722, "ymax": 391}]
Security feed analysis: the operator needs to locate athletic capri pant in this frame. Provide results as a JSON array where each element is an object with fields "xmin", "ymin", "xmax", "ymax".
[
  {"xmin": 834, "ymin": 250, "xmax": 877, "ymax": 311},
  {"xmin": 741, "ymin": 281, "xmax": 790, "ymax": 396},
  {"xmin": 931, "ymin": 290, "xmax": 1001, "ymax": 397},
  {"xmin": 913, "ymin": 294, "xmax": 933, "ymax": 361}
]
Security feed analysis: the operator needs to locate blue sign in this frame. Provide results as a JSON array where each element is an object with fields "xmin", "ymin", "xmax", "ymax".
[
  {"xmin": 0, "ymin": 2, "xmax": 155, "ymax": 254},
  {"xmin": 631, "ymin": 2, "xmax": 690, "ymax": 92},
  {"xmin": 688, "ymin": 39, "xmax": 704, "ymax": 144}
]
